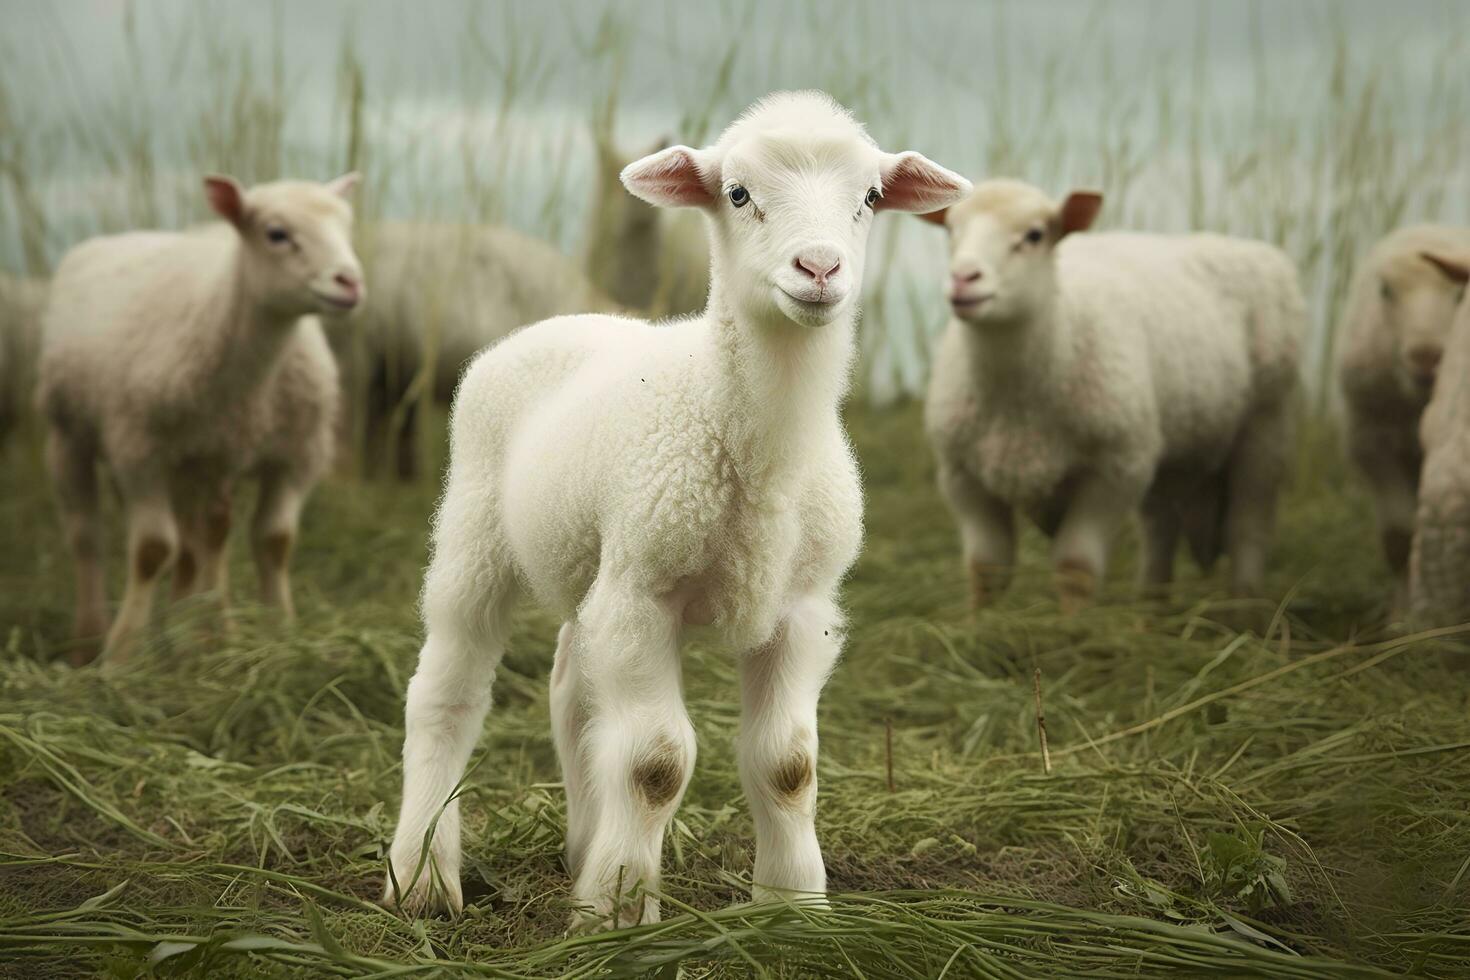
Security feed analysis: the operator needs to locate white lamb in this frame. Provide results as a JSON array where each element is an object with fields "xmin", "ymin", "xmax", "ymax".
[
  {"xmin": 586, "ymin": 135, "xmax": 710, "ymax": 317},
  {"xmin": 922, "ymin": 179, "xmax": 1303, "ymax": 609},
  {"xmin": 37, "ymin": 173, "xmax": 364, "ymax": 665},
  {"xmin": 0, "ymin": 271, "xmax": 48, "ymax": 449},
  {"xmin": 381, "ymin": 91, "xmax": 970, "ymax": 929},
  {"xmin": 340, "ymin": 221, "xmax": 619, "ymax": 479},
  {"xmin": 1410, "ymin": 249, "xmax": 1470, "ymax": 628},
  {"xmin": 1336, "ymin": 225, "xmax": 1470, "ymax": 607}
]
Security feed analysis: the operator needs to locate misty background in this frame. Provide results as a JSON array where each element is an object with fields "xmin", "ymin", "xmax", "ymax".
[{"xmin": 2, "ymin": 0, "xmax": 1467, "ymax": 401}]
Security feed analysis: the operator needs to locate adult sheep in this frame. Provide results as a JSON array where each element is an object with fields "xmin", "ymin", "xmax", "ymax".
[
  {"xmin": 38, "ymin": 173, "xmax": 363, "ymax": 664},
  {"xmin": 1410, "ymin": 249, "xmax": 1470, "ymax": 628},
  {"xmin": 341, "ymin": 221, "xmax": 619, "ymax": 480},
  {"xmin": 922, "ymin": 179, "xmax": 1304, "ymax": 609},
  {"xmin": 1336, "ymin": 225, "xmax": 1470, "ymax": 608},
  {"xmin": 381, "ymin": 91, "xmax": 970, "ymax": 929},
  {"xmin": 0, "ymin": 271, "xmax": 48, "ymax": 449}
]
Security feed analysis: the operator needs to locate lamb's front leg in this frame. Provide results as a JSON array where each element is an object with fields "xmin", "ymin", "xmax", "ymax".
[
  {"xmin": 937, "ymin": 463, "xmax": 1015, "ymax": 608},
  {"xmin": 1051, "ymin": 474, "xmax": 1140, "ymax": 612},
  {"xmin": 739, "ymin": 595, "xmax": 842, "ymax": 903},
  {"xmin": 572, "ymin": 581, "xmax": 692, "ymax": 931}
]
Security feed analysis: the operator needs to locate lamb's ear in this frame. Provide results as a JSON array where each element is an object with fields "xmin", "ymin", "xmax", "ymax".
[
  {"xmin": 874, "ymin": 152, "xmax": 971, "ymax": 214},
  {"xmin": 327, "ymin": 172, "xmax": 361, "ymax": 199},
  {"xmin": 620, "ymin": 145, "xmax": 715, "ymax": 208},
  {"xmin": 204, "ymin": 175, "xmax": 247, "ymax": 228},
  {"xmin": 1055, "ymin": 191, "xmax": 1103, "ymax": 239},
  {"xmin": 917, "ymin": 208, "xmax": 949, "ymax": 227},
  {"xmin": 1421, "ymin": 251, "xmax": 1470, "ymax": 286}
]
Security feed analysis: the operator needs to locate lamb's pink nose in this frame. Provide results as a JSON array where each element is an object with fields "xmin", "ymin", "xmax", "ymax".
[
  {"xmin": 952, "ymin": 269, "xmax": 982, "ymax": 286},
  {"xmin": 334, "ymin": 272, "xmax": 362, "ymax": 301},
  {"xmin": 794, "ymin": 250, "xmax": 841, "ymax": 287}
]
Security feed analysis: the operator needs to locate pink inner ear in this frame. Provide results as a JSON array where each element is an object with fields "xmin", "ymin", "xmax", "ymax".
[
  {"xmin": 621, "ymin": 147, "xmax": 714, "ymax": 208},
  {"xmin": 875, "ymin": 152, "xmax": 970, "ymax": 214},
  {"xmin": 1057, "ymin": 192, "xmax": 1103, "ymax": 237},
  {"xmin": 204, "ymin": 177, "xmax": 245, "ymax": 226},
  {"xmin": 1421, "ymin": 251, "xmax": 1470, "ymax": 286}
]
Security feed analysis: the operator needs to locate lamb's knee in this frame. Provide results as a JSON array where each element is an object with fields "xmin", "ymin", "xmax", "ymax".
[
  {"xmin": 768, "ymin": 746, "xmax": 815, "ymax": 804},
  {"xmin": 631, "ymin": 736, "xmax": 687, "ymax": 809},
  {"xmin": 257, "ymin": 530, "xmax": 293, "ymax": 568},
  {"xmin": 204, "ymin": 498, "xmax": 232, "ymax": 550},
  {"xmin": 134, "ymin": 536, "xmax": 175, "ymax": 581}
]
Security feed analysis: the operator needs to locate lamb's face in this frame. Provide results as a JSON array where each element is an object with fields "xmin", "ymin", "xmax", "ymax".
[
  {"xmin": 620, "ymin": 92, "xmax": 971, "ymax": 329},
  {"xmin": 927, "ymin": 179, "xmax": 1102, "ymax": 327},
  {"xmin": 1377, "ymin": 250, "xmax": 1469, "ymax": 398},
  {"xmin": 205, "ymin": 174, "xmax": 366, "ymax": 318},
  {"xmin": 709, "ymin": 135, "xmax": 887, "ymax": 328}
]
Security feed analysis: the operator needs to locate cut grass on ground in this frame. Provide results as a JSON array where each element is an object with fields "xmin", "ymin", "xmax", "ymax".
[{"xmin": 1, "ymin": 404, "xmax": 1468, "ymax": 978}]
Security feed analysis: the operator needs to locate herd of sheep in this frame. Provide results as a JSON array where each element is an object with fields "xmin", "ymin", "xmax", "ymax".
[{"xmin": 2, "ymin": 91, "xmax": 1468, "ymax": 929}]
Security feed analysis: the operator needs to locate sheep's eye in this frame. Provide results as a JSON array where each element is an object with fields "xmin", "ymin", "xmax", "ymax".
[
  {"xmin": 1024, "ymin": 227, "xmax": 1045, "ymax": 245},
  {"xmin": 865, "ymin": 187, "xmax": 880, "ymax": 208},
  {"xmin": 266, "ymin": 226, "xmax": 291, "ymax": 245},
  {"xmin": 728, "ymin": 185, "xmax": 750, "ymax": 208},
  {"xmin": 1380, "ymin": 281, "xmax": 1394, "ymax": 303}
]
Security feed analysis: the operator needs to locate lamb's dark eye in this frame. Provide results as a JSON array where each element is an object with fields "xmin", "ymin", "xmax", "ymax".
[
  {"xmin": 266, "ymin": 226, "xmax": 291, "ymax": 245},
  {"xmin": 728, "ymin": 185, "xmax": 750, "ymax": 208},
  {"xmin": 1380, "ymin": 281, "xmax": 1394, "ymax": 302},
  {"xmin": 865, "ymin": 187, "xmax": 880, "ymax": 208},
  {"xmin": 1024, "ymin": 227, "xmax": 1045, "ymax": 245}
]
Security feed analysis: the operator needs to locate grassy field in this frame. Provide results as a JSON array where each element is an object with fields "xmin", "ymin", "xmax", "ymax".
[{"xmin": 2, "ymin": 405, "xmax": 1468, "ymax": 978}]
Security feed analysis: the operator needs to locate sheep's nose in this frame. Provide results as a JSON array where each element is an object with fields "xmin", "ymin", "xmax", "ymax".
[
  {"xmin": 952, "ymin": 268, "xmax": 983, "ymax": 285},
  {"xmin": 1409, "ymin": 344, "xmax": 1443, "ymax": 376},
  {"xmin": 334, "ymin": 272, "xmax": 362, "ymax": 300},
  {"xmin": 794, "ymin": 249, "xmax": 841, "ymax": 286}
]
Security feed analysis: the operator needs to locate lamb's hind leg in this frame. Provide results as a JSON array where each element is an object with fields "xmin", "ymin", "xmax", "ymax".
[
  {"xmin": 252, "ymin": 467, "xmax": 309, "ymax": 617},
  {"xmin": 46, "ymin": 429, "xmax": 107, "ymax": 665},
  {"xmin": 385, "ymin": 483, "xmax": 518, "ymax": 917},
  {"xmin": 740, "ymin": 595, "xmax": 842, "ymax": 903},
  {"xmin": 1138, "ymin": 491, "xmax": 1181, "ymax": 595},
  {"xmin": 1225, "ymin": 404, "xmax": 1291, "ymax": 598},
  {"xmin": 571, "ymin": 578, "xmax": 692, "ymax": 931}
]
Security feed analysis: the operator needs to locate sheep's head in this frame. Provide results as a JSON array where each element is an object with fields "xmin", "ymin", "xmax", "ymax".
[
  {"xmin": 919, "ymin": 179, "xmax": 1101, "ymax": 327},
  {"xmin": 1378, "ymin": 248, "xmax": 1468, "ymax": 397},
  {"xmin": 620, "ymin": 91, "xmax": 970, "ymax": 329},
  {"xmin": 204, "ymin": 173, "xmax": 365, "ymax": 318}
]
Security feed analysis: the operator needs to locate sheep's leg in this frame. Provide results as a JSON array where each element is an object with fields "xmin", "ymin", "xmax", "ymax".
[
  {"xmin": 937, "ymin": 463, "xmax": 1015, "ymax": 608},
  {"xmin": 102, "ymin": 486, "xmax": 178, "ymax": 665},
  {"xmin": 739, "ymin": 595, "xmax": 841, "ymax": 903},
  {"xmin": 1051, "ymin": 475, "xmax": 1137, "ymax": 612},
  {"xmin": 252, "ymin": 468, "xmax": 307, "ymax": 617},
  {"xmin": 170, "ymin": 496, "xmax": 203, "ymax": 602},
  {"xmin": 395, "ymin": 394, "xmax": 420, "ymax": 482},
  {"xmin": 385, "ymin": 481, "xmax": 517, "ymax": 917},
  {"xmin": 1138, "ymin": 493, "xmax": 1181, "ymax": 593},
  {"xmin": 549, "ymin": 621, "xmax": 596, "ymax": 878},
  {"xmin": 1363, "ymin": 454, "xmax": 1419, "ymax": 613},
  {"xmin": 570, "ymin": 580, "xmax": 691, "ymax": 931},
  {"xmin": 1225, "ymin": 405, "xmax": 1290, "ymax": 598},
  {"xmin": 46, "ymin": 429, "xmax": 107, "ymax": 664}
]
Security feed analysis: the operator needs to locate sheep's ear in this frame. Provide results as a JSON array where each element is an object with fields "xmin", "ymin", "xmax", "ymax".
[
  {"xmin": 204, "ymin": 175, "xmax": 247, "ymax": 228},
  {"xmin": 327, "ymin": 172, "xmax": 361, "ymax": 199},
  {"xmin": 1421, "ymin": 251, "xmax": 1470, "ymax": 286},
  {"xmin": 874, "ymin": 152, "xmax": 971, "ymax": 214},
  {"xmin": 917, "ymin": 208, "xmax": 949, "ymax": 227},
  {"xmin": 1055, "ymin": 191, "xmax": 1103, "ymax": 239},
  {"xmin": 620, "ymin": 145, "xmax": 715, "ymax": 208}
]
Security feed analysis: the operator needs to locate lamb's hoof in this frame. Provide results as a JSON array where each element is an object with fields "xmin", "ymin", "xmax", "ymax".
[
  {"xmin": 750, "ymin": 884, "xmax": 829, "ymax": 911},
  {"xmin": 1054, "ymin": 561, "xmax": 1097, "ymax": 614},
  {"xmin": 566, "ymin": 894, "xmax": 657, "ymax": 934},
  {"xmin": 381, "ymin": 870, "xmax": 463, "ymax": 919}
]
